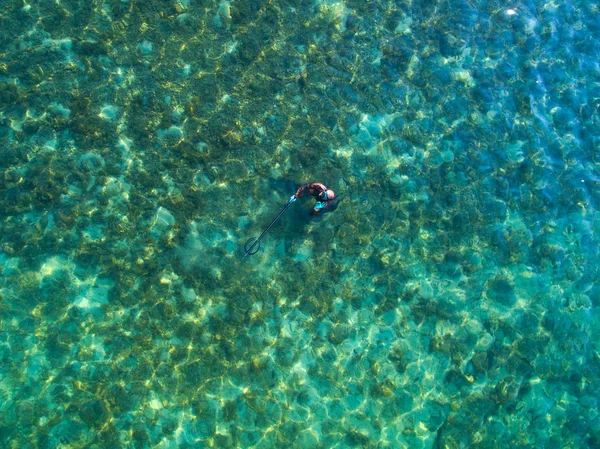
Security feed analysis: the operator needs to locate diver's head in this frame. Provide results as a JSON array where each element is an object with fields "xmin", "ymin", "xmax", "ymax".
[{"xmin": 320, "ymin": 189, "xmax": 336, "ymax": 201}]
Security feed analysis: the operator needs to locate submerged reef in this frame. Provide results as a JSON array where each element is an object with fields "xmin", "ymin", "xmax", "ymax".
[{"xmin": 0, "ymin": 0, "xmax": 599, "ymax": 447}]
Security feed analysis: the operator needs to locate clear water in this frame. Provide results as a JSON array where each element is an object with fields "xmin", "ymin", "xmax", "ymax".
[{"xmin": 0, "ymin": 0, "xmax": 599, "ymax": 447}]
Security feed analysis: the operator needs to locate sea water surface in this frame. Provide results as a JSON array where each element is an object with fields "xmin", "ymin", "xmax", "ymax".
[{"xmin": 0, "ymin": 0, "xmax": 599, "ymax": 447}]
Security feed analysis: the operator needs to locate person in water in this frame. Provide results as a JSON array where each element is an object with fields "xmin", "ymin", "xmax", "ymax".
[{"xmin": 295, "ymin": 182, "xmax": 337, "ymax": 215}]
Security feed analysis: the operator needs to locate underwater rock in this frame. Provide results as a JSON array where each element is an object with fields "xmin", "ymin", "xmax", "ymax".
[
  {"xmin": 438, "ymin": 32, "xmax": 464, "ymax": 58},
  {"xmin": 138, "ymin": 40, "xmax": 154, "ymax": 55},
  {"xmin": 79, "ymin": 399, "xmax": 107, "ymax": 428},
  {"xmin": 99, "ymin": 104, "xmax": 120, "ymax": 121},
  {"xmin": 77, "ymin": 152, "xmax": 105, "ymax": 172},
  {"xmin": 51, "ymin": 419, "xmax": 87, "ymax": 446},
  {"xmin": 485, "ymin": 276, "xmax": 517, "ymax": 306}
]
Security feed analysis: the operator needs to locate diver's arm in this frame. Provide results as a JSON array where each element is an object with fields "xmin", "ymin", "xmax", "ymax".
[
  {"xmin": 295, "ymin": 182, "xmax": 326, "ymax": 198},
  {"xmin": 295, "ymin": 183, "xmax": 311, "ymax": 197}
]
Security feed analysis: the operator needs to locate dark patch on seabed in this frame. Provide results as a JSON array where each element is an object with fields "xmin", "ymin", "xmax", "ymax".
[{"xmin": 0, "ymin": 0, "xmax": 599, "ymax": 447}]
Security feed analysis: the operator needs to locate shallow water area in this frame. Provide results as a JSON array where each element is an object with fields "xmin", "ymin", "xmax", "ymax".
[{"xmin": 1, "ymin": 0, "xmax": 599, "ymax": 447}]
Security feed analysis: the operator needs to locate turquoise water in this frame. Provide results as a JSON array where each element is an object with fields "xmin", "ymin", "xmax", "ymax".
[{"xmin": 1, "ymin": 0, "xmax": 599, "ymax": 447}]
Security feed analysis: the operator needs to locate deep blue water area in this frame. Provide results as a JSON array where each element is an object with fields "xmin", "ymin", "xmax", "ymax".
[{"xmin": 0, "ymin": 0, "xmax": 599, "ymax": 447}]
